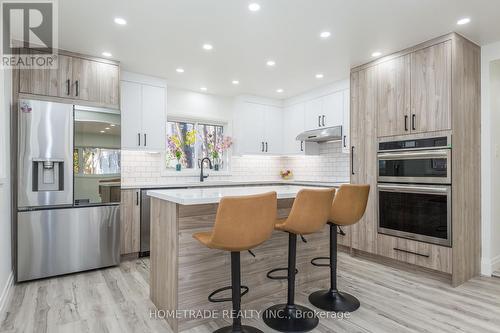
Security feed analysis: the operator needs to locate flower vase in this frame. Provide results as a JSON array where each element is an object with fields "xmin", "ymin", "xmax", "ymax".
[
  {"xmin": 176, "ymin": 163, "xmax": 182, "ymax": 171},
  {"xmin": 214, "ymin": 164, "xmax": 220, "ymax": 171}
]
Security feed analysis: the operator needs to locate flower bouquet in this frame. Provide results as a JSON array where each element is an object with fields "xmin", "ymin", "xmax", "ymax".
[{"xmin": 280, "ymin": 169, "xmax": 293, "ymax": 180}]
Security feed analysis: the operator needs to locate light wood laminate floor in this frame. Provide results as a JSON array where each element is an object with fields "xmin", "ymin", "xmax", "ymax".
[{"xmin": 1, "ymin": 253, "xmax": 500, "ymax": 333}]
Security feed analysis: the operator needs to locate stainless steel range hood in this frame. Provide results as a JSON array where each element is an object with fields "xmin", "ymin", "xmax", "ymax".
[{"xmin": 296, "ymin": 125, "xmax": 343, "ymax": 142}]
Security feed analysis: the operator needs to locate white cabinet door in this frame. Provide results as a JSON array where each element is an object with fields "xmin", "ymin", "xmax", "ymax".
[
  {"xmin": 234, "ymin": 102, "xmax": 265, "ymax": 154},
  {"xmin": 121, "ymin": 81, "xmax": 143, "ymax": 149},
  {"xmin": 304, "ymin": 98, "xmax": 323, "ymax": 130},
  {"xmin": 264, "ymin": 105, "xmax": 283, "ymax": 154},
  {"xmin": 342, "ymin": 89, "xmax": 350, "ymax": 153},
  {"xmin": 141, "ymin": 84, "xmax": 166, "ymax": 151},
  {"xmin": 283, "ymin": 103, "xmax": 305, "ymax": 154},
  {"xmin": 322, "ymin": 92, "xmax": 344, "ymax": 127}
]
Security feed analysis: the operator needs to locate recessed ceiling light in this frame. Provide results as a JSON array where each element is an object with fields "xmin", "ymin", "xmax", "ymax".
[
  {"xmin": 248, "ymin": 3, "xmax": 261, "ymax": 11},
  {"xmin": 315, "ymin": 73, "xmax": 324, "ymax": 79},
  {"xmin": 457, "ymin": 17, "xmax": 471, "ymax": 25},
  {"xmin": 276, "ymin": 89, "xmax": 284, "ymax": 93},
  {"xmin": 232, "ymin": 80, "xmax": 240, "ymax": 85},
  {"xmin": 266, "ymin": 60, "xmax": 276, "ymax": 67},
  {"xmin": 320, "ymin": 31, "xmax": 331, "ymax": 39},
  {"xmin": 100, "ymin": 130, "xmax": 106, "ymax": 133},
  {"xmin": 114, "ymin": 17, "xmax": 127, "ymax": 25},
  {"xmin": 110, "ymin": 124, "xmax": 116, "ymax": 127},
  {"xmin": 200, "ymin": 87, "xmax": 208, "ymax": 91},
  {"xmin": 105, "ymin": 127, "xmax": 110, "ymax": 130},
  {"xmin": 102, "ymin": 52, "xmax": 112, "ymax": 57},
  {"xmin": 371, "ymin": 51, "xmax": 382, "ymax": 58},
  {"xmin": 202, "ymin": 44, "xmax": 213, "ymax": 51},
  {"xmin": 176, "ymin": 68, "xmax": 185, "ymax": 73}
]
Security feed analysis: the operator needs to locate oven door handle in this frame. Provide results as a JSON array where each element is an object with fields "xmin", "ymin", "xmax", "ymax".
[
  {"xmin": 377, "ymin": 150, "xmax": 450, "ymax": 160},
  {"xmin": 377, "ymin": 184, "xmax": 449, "ymax": 195}
]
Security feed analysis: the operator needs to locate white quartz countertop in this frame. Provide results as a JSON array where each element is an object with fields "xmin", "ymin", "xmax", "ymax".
[
  {"xmin": 123, "ymin": 180, "xmax": 347, "ymax": 190},
  {"xmin": 147, "ymin": 185, "xmax": 334, "ymax": 205}
]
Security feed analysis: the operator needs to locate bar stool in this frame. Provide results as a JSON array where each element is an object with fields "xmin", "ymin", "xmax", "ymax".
[
  {"xmin": 193, "ymin": 192, "xmax": 277, "ymax": 333},
  {"xmin": 263, "ymin": 188, "xmax": 335, "ymax": 333},
  {"xmin": 308, "ymin": 184, "xmax": 370, "ymax": 313}
]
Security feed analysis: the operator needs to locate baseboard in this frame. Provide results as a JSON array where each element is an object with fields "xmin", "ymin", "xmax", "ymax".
[
  {"xmin": 0, "ymin": 271, "xmax": 14, "ymax": 320},
  {"xmin": 481, "ymin": 258, "xmax": 493, "ymax": 276}
]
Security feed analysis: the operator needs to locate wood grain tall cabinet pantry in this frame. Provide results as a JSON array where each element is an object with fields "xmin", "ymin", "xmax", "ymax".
[
  {"xmin": 349, "ymin": 33, "xmax": 480, "ymax": 286},
  {"xmin": 19, "ymin": 50, "xmax": 120, "ymax": 109},
  {"xmin": 120, "ymin": 189, "xmax": 141, "ymax": 255}
]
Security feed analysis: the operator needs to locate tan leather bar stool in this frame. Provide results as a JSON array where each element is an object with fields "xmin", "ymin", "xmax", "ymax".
[
  {"xmin": 309, "ymin": 184, "xmax": 370, "ymax": 313},
  {"xmin": 193, "ymin": 192, "xmax": 277, "ymax": 333},
  {"xmin": 262, "ymin": 188, "xmax": 335, "ymax": 333}
]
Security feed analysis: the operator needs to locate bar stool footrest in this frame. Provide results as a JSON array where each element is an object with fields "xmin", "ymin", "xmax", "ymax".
[
  {"xmin": 266, "ymin": 267, "xmax": 298, "ymax": 280},
  {"xmin": 311, "ymin": 256, "xmax": 330, "ymax": 267},
  {"xmin": 208, "ymin": 285, "xmax": 249, "ymax": 303}
]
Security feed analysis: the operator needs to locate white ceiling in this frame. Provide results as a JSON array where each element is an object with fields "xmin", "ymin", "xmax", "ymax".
[{"xmin": 59, "ymin": 0, "xmax": 500, "ymax": 99}]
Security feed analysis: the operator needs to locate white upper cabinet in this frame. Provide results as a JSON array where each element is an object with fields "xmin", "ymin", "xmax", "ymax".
[
  {"xmin": 282, "ymin": 103, "xmax": 319, "ymax": 155},
  {"xmin": 304, "ymin": 90, "xmax": 345, "ymax": 131},
  {"xmin": 322, "ymin": 92, "xmax": 344, "ymax": 127},
  {"xmin": 304, "ymin": 98, "xmax": 324, "ymax": 130},
  {"xmin": 233, "ymin": 100, "xmax": 283, "ymax": 155},
  {"xmin": 121, "ymin": 72, "xmax": 167, "ymax": 151},
  {"xmin": 264, "ymin": 105, "xmax": 283, "ymax": 154},
  {"xmin": 141, "ymin": 85, "xmax": 166, "ymax": 151},
  {"xmin": 121, "ymin": 81, "xmax": 143, "ymax": 149},
  {"xmin": 283, "ymin": 103, "xmax": 305, "ymax": 154}
]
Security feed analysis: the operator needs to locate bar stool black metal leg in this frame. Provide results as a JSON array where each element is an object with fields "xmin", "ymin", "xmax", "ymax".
[
  {"xmin": 308, "ymin": 224, "xmax": 360, "ymax": 313},
  {"xmin": 214, "ymin": 252, "xmax": 263, "ymax": 333},
  {"xmin": 262, "ymin": 234, "xmax": 319, "ymax": 332}
]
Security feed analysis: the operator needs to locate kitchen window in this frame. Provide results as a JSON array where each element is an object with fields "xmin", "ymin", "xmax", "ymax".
[{"xmin": 166, "ymin": 120, "xmax": 228, "ymax": 171}]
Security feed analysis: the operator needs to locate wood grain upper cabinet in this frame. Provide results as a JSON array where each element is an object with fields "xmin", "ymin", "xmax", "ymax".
[
  {"xmin": 410, "ymin": 41, "xmax": 452, "ymax": 133},
  {"xmin": 19, "ymin": 52, "xmax": 73, "ymax": 98},
  {"xmin": 120, "ymin": 189, "xmax": 141, "ymax": 255},
  {"xmin": 19, "ymin": 51, "xmax": 120, "ymax": 109},
  {"xmin": 377, "ymin": 55, "xmax": 411, "ymax": 137},
  {"xmin": 350, "ymin": 67, "xmax": 378, "ymax": 254},
  {"xmin": 72, "ymin": 58, "xmax": 120, "ymax": 108}
]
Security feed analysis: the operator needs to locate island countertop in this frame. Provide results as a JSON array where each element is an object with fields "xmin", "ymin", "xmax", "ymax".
[{"xmin": 147, "ymin": 184, "xmax": 336, "ymax": 205}]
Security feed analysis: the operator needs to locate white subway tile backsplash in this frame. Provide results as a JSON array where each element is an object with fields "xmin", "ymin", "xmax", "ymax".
[{"xmin": 121, "ymin": 141, "xmax": 349, "ymax": 186}]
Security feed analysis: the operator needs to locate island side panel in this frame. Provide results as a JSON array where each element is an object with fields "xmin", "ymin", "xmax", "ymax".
[
  {"xmin": 176, "ymin": 198, "xmax": 332, "ymax": 332},
  {"xmin": 150, "ymin": 198, "xmax": 179, "ymax": 332}
]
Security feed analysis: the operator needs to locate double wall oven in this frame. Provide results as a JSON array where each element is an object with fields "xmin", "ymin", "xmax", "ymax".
[{"xmin": 377, "ymin": 136, "xmax": 452, "ymax": 247}]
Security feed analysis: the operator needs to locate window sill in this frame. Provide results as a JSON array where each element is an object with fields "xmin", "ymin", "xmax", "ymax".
[{"xmin": 161, "ymin": 169, "xmax": 232, "ymax": 177}]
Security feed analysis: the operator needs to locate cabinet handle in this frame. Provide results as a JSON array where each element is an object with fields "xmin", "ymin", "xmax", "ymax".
[
  {"xmin": 351, "ymin": 146, "xmax": 355, "ymax": 175},
  {"xmin": 265, "ymin": 142, "xmax": 268, "ymax": 152},
  {"xmin": 318, "ymin": 116, "xmax": 321, "ymax": 127},
  {"xmin": 300, "ymin": 141, "xmax": 304, "ymax": 152},
  {"xmin": 66, "ymin": 79, "xmax": 70, "ymax": 96},
  {"xmin": 322, "ymin": 115, "xmax": 325, "ymax": 127},
  {"xmin": 393, "ymin": 247, "xmax": 429, "ymax": 258},
  {"xmin": 404, "ymin": 115, "xmax": 408, "ymax": 131},
  {"xmin": 136, "ymin": 192, "xmax": 139, "ymax": 206},
  {"xmin": 144, "ymin": 134, "xmax": 147, "ymax": 146},
  {"xmin": 261, "ymin": 142, "xmax": 265, "ymax": 152},
  {"xmin": 138, "ymin": 133, "xmax": 141, "ymax": 146},
  {"xmin": 412, "ymin": 114, "xmax": 416, "ymax": 131},
  {"xmin": 75, "ymin": 80, "xmax": 79, "ymax": 97}
]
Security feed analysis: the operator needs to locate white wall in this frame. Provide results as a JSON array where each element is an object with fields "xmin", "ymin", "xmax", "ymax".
[
  {"xmin": 0, "ymin": 68, "xmax": 13, "ymax": 316},
  {"xmin": 481, "ymin": 41, "xmax": 500, "ymax": 275},
  {"xmin": 167, "ymin": 87, "xmax": 234, "ymax": 132}
]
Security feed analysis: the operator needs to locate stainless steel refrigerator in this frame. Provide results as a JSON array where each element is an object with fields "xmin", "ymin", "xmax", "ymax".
[{"xmin": 16, "ymin": 99, "xmax": 121, "ymax": 282}]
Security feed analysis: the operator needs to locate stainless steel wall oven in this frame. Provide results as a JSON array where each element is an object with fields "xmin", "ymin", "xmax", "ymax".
[{"xmin": 377, "ymin": 136, "xmax": 452, "ymax": 247}]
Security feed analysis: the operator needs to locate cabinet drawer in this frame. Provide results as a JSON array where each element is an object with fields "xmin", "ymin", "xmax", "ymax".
[{"xmin": 377, "ymin": 234, "xmax": 452, "ymax": 273}]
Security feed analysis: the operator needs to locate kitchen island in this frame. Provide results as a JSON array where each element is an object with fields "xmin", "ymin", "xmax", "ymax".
[{"xmin": 147, "ymin": 185, "xmax": 338, "ymax": 332}]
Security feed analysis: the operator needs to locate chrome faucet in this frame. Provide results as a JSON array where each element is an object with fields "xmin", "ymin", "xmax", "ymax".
[{"xmin": 200, "ymin": 157, "xmax": 213, "ymax": 182}]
